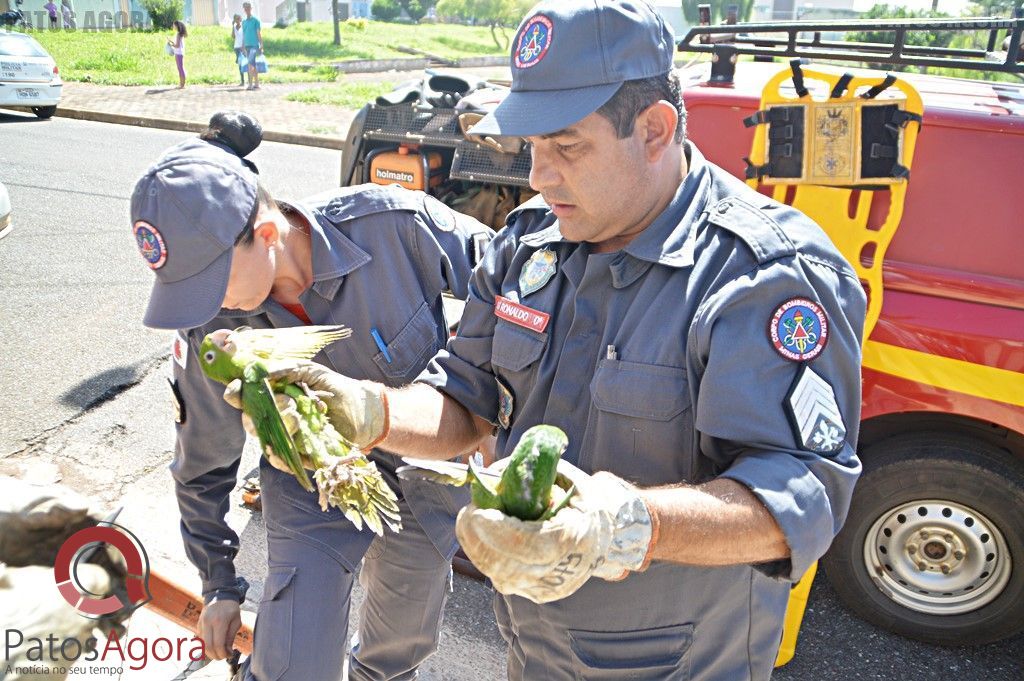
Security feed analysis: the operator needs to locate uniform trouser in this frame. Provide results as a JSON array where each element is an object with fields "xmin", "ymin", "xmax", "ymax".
[
  {"xmin": 246, "ymin": 462, "xmax": 453, "ymax": 681},
  {"xmin": 490, "ymin": 562, "xmax": 787, "ymax": 681}
]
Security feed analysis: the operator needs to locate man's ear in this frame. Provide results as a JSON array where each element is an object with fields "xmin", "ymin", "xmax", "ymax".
[
  {"xmin": 253, "ymin": 218, "xmax": 280, "ymax": 247},
  {"xmin": 639, "ymin": 100, "xmax": 678, "ymax": 163}
]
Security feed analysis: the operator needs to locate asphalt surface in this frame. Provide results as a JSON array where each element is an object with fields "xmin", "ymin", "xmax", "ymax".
[
  {"xmin": 0, "ymin": 110, "xmax": 341, "ymax": 456},
  {"xmin": 0, "ymin": 114, "xmax": 1021, "ymax": 680}
]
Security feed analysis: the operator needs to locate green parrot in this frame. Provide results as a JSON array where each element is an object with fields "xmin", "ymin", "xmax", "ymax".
[
  {"xmin": 398, "ymin": 425, "xmax": 574, "ymax": 522},
  {"xmin": 198, "ymin": 325, "xmax": 402, "ymax": 536}
]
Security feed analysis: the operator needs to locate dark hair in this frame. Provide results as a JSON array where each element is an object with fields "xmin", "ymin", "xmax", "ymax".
[
  {"xmin": 234, "ymin": 181, "xmax": 276, "ymax": 246},
  {"xmin": 596, "ymin": 71, "xmax": 687, "ymax": 144},
  {"xmin": 173, "ymin": 20, "xmax": 187, "ymax": 37}
]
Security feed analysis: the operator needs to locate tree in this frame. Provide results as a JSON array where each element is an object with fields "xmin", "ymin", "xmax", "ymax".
[
  {"xmin": 406, "ymin": 0, "xmax": 427, "ymax": 21},
  {"xmin": 139, "ymin": 0, "xmax": 182, "ymax": 29},
  {"xmin": 372, "ymin": 0, "xmax": 402, "ymax": 21},
  {"xmin": 435, "ymin": 0, "xmax": 532, "ymax": 48},
  {"xmin": 846, "ymin": 4, "xmax": 955, "ymax": 59},
  {"xmin": 333, "ymin": 0, "xmax": 341, "ymax": 45}
]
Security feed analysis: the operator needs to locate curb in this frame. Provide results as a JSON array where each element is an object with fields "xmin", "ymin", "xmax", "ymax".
[
  {"xmin": 54, "ymin": 107, "xmax": 346, "ymax": 149},
  {"xmin": 329, "ymin": 55, "xmax": 507, "ymax": 73}
]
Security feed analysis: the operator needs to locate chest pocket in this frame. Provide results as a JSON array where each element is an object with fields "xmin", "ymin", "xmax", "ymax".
[
  {"xmin": 585, "ymin": 359, "xmax": 694, "ymax": 485},
  {"xmin": 372, "ymin": 301, "xmax": 442, "ymax": 381},
  {"xmin": 491, "ymin": 320, "xmax": 546, "ymax": 372}
]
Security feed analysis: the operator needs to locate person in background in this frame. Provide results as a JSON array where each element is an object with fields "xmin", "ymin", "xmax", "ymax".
[
  {"xmin": 168, "ymin": 20, "xmax": 187, "ymax": 90},
  {"xmin": 254, "ymin": 2, "xmax": 868, "ymax": 679},
  {"xmin": 241, "ymin": 2, "xmax": 262, "ymax": 91},
  {"xmin": 44, "ymin": 0, "xmax": 57, "ymax": 28},
  {"xmin": 231, "ymin": 13, "xmax": 245, "ymax": 86},
  {"xmin": 60, "ymin": 0, "xmax": 72, "ymax": 28}
]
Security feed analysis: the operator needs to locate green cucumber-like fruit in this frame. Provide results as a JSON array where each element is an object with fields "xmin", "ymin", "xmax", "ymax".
[{"xmin": 498, "ymin": 425, "xmax": 569, "ymax": 521}]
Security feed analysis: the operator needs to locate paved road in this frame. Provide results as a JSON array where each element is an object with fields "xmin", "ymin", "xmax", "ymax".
[
  {"xmin": 0, "ymin": 115, "xmax": 1020, "ymax": 680},
  {"xmin": 0, "ymin": 111, "xmax": 340, "ymax": 456}
]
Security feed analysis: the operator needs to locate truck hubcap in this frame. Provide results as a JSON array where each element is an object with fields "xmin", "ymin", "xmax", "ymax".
[{"xmin": 864, "ymin": 500, "xmax": 1011, "ymax": 615}]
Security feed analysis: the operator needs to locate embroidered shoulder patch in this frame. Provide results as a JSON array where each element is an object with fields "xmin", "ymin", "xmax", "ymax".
[
  {"xmin": 785, "ymin": 365, "xmax": 846, "ymax": 454},
  {"xmin": 424, "ymin": 196, "xmax": 455, "ymax": 232},
  {"xmin": 769, "ymin": 297, "xmax": 829, "ymax": 362}
]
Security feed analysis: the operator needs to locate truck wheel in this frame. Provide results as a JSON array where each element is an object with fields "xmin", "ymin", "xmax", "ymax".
[
  {"xmin": 822, "ymin": 433, "xmax": 1024, "ymax": 646},
  {"xmin": 31, "ymin": 106, "xmax": 56, "ymax": 119}
]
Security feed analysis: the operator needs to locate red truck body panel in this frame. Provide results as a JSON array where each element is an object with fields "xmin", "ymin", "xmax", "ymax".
[{"xmin": 681, "ymin": 63, "xmax": 1024, "ymax": 438}]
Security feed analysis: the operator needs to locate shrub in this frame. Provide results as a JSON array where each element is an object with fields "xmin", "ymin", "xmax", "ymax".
[
  {"xmin": 406, "ymin": 0, "xmax": 426, "ymax": 22},
  {"xmin": 371, "ymin": 0, "xmax": 401, "ymax": 21},
  {"xmin": 139, "ymin": 0, "xmax": 182, "ymax": 29}
]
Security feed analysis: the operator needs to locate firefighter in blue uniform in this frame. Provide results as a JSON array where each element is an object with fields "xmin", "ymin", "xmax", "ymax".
[
  {"xmin": 129, "ymin": 113, "xmax": 493, "ymax": 681},
  {"xmin": 228, "ymin": 1, "xmax": 868, "ymax": 678}
]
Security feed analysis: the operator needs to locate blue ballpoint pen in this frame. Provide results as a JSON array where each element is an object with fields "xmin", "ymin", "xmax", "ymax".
[{"xmin": 370, "ymin": 327, "xmax": 392, "ymax": 363}]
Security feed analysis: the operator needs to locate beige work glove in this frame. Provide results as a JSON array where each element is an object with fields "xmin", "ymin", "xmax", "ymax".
[
  {"xmin": 223, "ymin": 360, "xmax": 389, "ymax": 456},
  {"xmin": 456, "ymin": 460, "xmax": 659, "ymax": 604},
  {"xmin": 0, "ymin": 563, "xmax": 112, "ymax": 681},
  {"xmin": 0, "ymin": 476, "xmax": 99, "ymax": 567}
]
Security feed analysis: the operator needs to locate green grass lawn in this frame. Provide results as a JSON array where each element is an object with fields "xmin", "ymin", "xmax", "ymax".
[
  {"xmin": 285, "ymin": 80, "xmax": 396, "ymax": 108},
  {"xmin": 25, "ymin": 20, "xmax": 506, "ymax": 86}
]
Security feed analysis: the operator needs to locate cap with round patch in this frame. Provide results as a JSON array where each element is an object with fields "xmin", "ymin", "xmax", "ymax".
[
  {"xmin": 471, "ymin": 0, "xmax": 676, "ymax": 138},
  {"xmin": 769, "ymin": 298, "xmax": 829, "ymax": 362},
  {"xmin": 130, "ymin": 136, "xmax": 259, "ymax": 330}
]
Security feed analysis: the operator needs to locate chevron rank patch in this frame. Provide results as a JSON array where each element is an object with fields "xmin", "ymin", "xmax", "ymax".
[{"xmin": 785, "ymin": 365, "xmax": 846, "ymax": 454}]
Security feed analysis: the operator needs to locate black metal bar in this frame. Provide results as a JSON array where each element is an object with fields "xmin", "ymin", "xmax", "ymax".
[
  {"xmin": 732, "ymin": 36, "xmax": 989, "ymax": 58},
  {"xmin": 682, "ymin": 18, "xmax": 1021, "ymax": 33},
  {"xmin": 892, "ymin": 28, "xmax": 906, "ymax": 60},
  {"xmin": 987, "ymin": 28, "xmax": 998, "ymax": 52},
  {"xmin": 678, "ymin": 17, "xmax": 1024, "ymax": 74},
  {"xmin": 1008, "ymin": 25, "xmax": 1022, "ymax": 63}
]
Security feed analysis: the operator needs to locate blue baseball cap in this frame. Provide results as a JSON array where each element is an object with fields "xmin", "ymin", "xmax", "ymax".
[
  {"xmin": 130, "ymin": 137, "xmax": 259, "ymax": 330},
  {"xmin": 470, "ymin": 0, "xmax": 676, "ymax": 138}
]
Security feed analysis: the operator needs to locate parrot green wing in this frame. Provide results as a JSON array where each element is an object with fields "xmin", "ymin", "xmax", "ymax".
[
  {"xmin": 232, "ymin": 325, "xmax": 353, "ymax": 363},
  {"xmin": 242, "ymin": 365, "xmax": 314, "ymax": 492}
]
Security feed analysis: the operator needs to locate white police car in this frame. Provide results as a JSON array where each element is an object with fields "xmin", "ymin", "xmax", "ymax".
[{"xmin": 0, "ymin": 31, "xmax": 62, "ymax": 119}]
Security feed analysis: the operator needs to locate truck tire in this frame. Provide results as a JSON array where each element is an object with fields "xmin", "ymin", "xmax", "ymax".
[
  {"xmin": 32, "ymin": 106, "xmax": 56, "ymax": 119},
  {"xmin": 822, "ymin": 432, "xmax": 1024, "ymax": 646}
]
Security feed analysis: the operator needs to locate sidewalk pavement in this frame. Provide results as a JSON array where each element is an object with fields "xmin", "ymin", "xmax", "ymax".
[
  {"xmin": 1, "ymin": 360, "xmax": 506, "ymax": 680},
  {"xmin": 54, "ymin": 66, "xmax": 509, "ymax": 149},
  {"xmin": 57, "ymin": 81, "xmax": 361, "ymax": 149}
]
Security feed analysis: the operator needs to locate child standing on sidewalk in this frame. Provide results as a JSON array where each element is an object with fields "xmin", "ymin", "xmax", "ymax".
[
  {"xmin": 231, "ymin": 14, "xmax": 245, "ymax": 86},
  {"xmin": 168, "ymin": 20, "xmax": 187, "ymax": 89}
]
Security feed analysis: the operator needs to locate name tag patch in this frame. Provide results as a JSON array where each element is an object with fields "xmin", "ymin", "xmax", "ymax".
[
  {"xmin": 172, "ymin": 331, "xmax": 188, "ymax": 370},
  {"xmin": 494, "ymin": 295, "xmax": 550, "ymax": 333}
]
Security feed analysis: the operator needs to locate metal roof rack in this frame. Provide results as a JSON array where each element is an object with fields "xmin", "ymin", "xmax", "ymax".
[{"xmin": 677, "ymin": 16, "xmax": 1024, "ymax": 83}]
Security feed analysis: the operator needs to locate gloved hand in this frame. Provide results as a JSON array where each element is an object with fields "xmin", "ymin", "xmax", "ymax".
[
  {"xmin": 223, "ymin": 360, "xmax": 389, "ymax": 452},
  {"xmin": 0, "ymin": 563, "xmax": 112, "ymax": 680},
  {"xmin": 456, "ymin": 461, "xmax": 658, "ymax": 604},
  {"xmin": 0, "ymin": 476, "xmax": 129, "ymax": 678}
]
